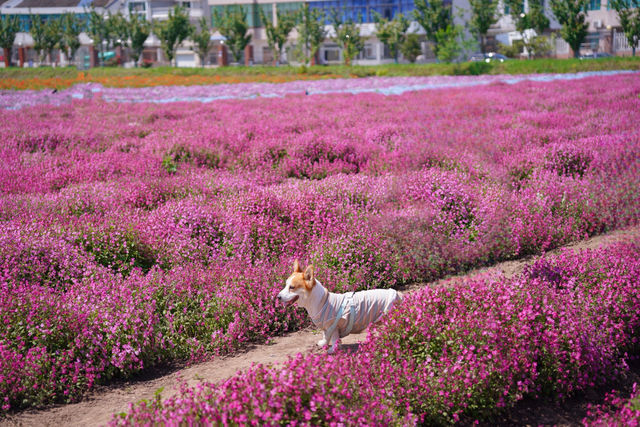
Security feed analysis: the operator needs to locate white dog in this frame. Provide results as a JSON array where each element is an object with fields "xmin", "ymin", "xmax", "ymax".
[{"xmin": 277, "ymin": 260, "xmax": 402, "ymax": 353}]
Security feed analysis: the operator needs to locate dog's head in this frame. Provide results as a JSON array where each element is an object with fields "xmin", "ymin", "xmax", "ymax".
[{"xmin": 277, "ymin": 260, "xmax": 315, "ymax": 307}]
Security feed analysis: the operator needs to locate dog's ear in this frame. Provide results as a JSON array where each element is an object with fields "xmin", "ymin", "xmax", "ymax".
[
  {"xmin": 293, "ymin": 259, "xmax": 302, "ymax": 273},
  {"xmin": 303, "ymin": 265, "xmax": 314, "ymax": 282}
]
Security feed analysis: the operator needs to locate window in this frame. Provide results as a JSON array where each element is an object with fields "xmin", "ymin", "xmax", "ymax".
[
  {"xmin": 128, "ymin": 1, "xmax": 146, "ymax": 13},
  {"xmin": 587, "ymin": 0, "xmax": 601, "ymax": 10}
]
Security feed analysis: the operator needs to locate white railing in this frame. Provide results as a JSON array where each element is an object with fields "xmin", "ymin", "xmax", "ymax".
[
  {"xmin": 151, "ymin": 7, "xmax": 202, "ymax": 20},
  {"xmin": 614, "ymin": 31, "xmax": 639, "ymax": 52}
]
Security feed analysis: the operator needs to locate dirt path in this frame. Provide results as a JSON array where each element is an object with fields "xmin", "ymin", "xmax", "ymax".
[{"xmin": 2, "ymin": 227, "xmax": 637, "ymax": 427}]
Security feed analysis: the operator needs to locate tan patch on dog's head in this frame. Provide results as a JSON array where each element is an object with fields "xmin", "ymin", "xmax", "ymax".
[{"xmin": 288, "ymin": 260, "xmax": 315, "ymax": 292}]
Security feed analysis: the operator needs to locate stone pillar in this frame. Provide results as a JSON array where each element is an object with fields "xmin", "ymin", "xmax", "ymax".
[
  {"xmin": 244, "ymin": 44, "xmax": 253, "ymax": 66},
  {"xmin": 89, "ymin": 45, "xmax": 97, "ymax": 68},
  {"xmin": 3, "ymin": 48, "xmax": 10, "ymax": 67},
  {"xmin": 218, "ymin": 43, "xmax": 228, "ymax": 66}
]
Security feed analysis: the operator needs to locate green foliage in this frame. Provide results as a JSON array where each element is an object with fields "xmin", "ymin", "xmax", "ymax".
[
  {"xmin": 42, "ymin": 18, "xmax": 63, "ymax": 65},
  {"xmin": 295, "ymin": 4, "xmax": 326, "ymax": 66},
  {"xmin": 400, "ymin": 33, "xmax": 422, "ymax": 63},
  {"xmin": 550, "ymin": 0, "xmax": 589, "ymax": 58},
  {"xmin": 86, "ymin": 8, "xmax": 108, "ymax": 65},
  {"xmin": 154, "ymin": 5, "xmax": 192, "ymax": 66},
  {"xmin": 106, "ymin": 11, "xmax": 130, "ymax": 49},
  {"xmin": 330, "ymin": 9, "xmax": 364, "ymax": 66},
  {"xmin": 374, "ymin": 12, "xmax": 409, "ymax": 63},
  {"xmin": 506, "ymin": 0, "xmax": 549, "ymax": 58},
  {"xmin": 76, "ymin": 225, "xmax": 157, "ymax": 276},
  {"xmin": 29, "ymin": 14, "xmax": 47, "ymax": 62},
  {"xmin": 190, "ymin": 16, "xmax": 211, "ymax": 67},
  {"xmin": 60, "ymin": 13, "xmax": 82, "ymax": 62},
  {"xmin": 434, "ymin": 25, "xmax": 468, "ymax": 62},
  {"xmin": 130, "ymin": 14, "xmax": 150, "ymax": 66},
  {"xmin": 260, "ymin": 8, "xmax": 297, "ymax": 65},
  {"xmin": 468, "ymin": 0, "xmax": 500, "ymax": 53},
  {"xmin": 162, "ymin": 154, "xmax": 178, "ymax": 174},
  {"xmin": 213, "ymin": 5, "xmax": 252, "ymax": 64},
  {"xmin": 0, "ymin": 13, "xmax": 20, "ymax": 51},
  {"xmin": 413, "ymin": 0, "xmax": 452, "ymax": 44},
  {"xmin": 497, "ymin": 41, "xmax": 523, "ymax": 58},
  {"xmin": 610, "ymin": 0, "xmax": 640, "ymax": 57}
]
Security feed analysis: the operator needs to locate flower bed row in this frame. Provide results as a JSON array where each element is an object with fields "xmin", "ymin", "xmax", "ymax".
[
  {"xmin": 112, "ymin": 240, "xmax": 640, "ymax": 425},
  {"xmin": 584, "ymin": 383, "xmax": 640, "ymax": 426},
  {"xmin": 1, "ymin": 74, "xmax": 639, "ymax": 411}
]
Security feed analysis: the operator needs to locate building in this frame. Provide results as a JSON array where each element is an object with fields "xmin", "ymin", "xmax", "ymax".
[
  {"xmin": 489, "ymin": 0, "xmax": 637, "ymax": 57},
  {"xmin": 0, "ymin": 0, "xmax": 208, "ymax": 67}
]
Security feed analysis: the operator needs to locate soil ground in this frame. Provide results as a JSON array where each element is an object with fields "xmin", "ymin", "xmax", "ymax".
[{"xmin": 2, "ymin": 227, "xmax": 638, "ymax": 427}]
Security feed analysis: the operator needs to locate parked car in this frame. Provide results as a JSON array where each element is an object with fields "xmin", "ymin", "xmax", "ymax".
[
  {"xmin": 469, "ymin": 52, "xmax": 509, "ymax": 63},
  {"xmin": 579, "ymin": 52, "xmax": 612, "ymax": 59}
]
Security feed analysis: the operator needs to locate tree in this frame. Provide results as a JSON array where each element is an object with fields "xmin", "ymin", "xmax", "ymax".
[
  {"xmin": 549, "ymin": 0, "xmax": 588, "ymax": 58},
  {"xmin": 413, "ymin": 0, "xmax": 452, "ymax": 56},
  {"xmin": 42, "ymin": 17, "xmax": 62, "ymax": 65},
  {"xmin": 213, "ymin": 5, "xmax": 252, "ymax": 64},
  {"xmin": 154, "ymin": 5, "xmax": 191, "ymax": 66},
  {"xmin": 505, "ymin": 0, "xmax": 549, "ymax": 58},
  {"xmin": 129, "ymin": 13, "xmax": 150, "ymax": 67},
  {"xmin": 295, "ymin": 3, "xmax": 326, "ymax": 66},
  {"xmin": 260, "ymin": 8, "xmax": 297, "ymax": 65},
  {"xmin": 435, "ymin": 24, "xmax": 467, "ymax": 62},
  {"xmin": 468, "ymin": 0, "xmax": 500, "ymax": 53},
  {"xmin": 60, "ymin": 12, "xmax": 82, "ymax": 65},
  {"xmin": 106, "ymin": 11, "xmax": 130, "ymax": 61},
  {"xmin": 190, "ymin": 16, "xmax": 211, "ymax": 67},
  {"xmin": 30, "ymin": 14, "xmax": 47, "ymax": 64},
  {"xmin": 330, "ymin": 9, "xmax": 364, "ymax": 66},
  {"xmin": 0, "ymin": 13, "xmax": 21, "ymax": 67},
  {"xmin": 610, "ymin": 0, "xmax": 640, "ymax": 57},
  {"xmin": 86, "ymin": 8, "xmax": 108, "ymax": 66},
  {"xmin": 400, "ymin": 33, "xmax": 422, "ymax": 62},
  {"xmin": 374, "ymin": 12, "xmax": 409, "ymax": 62}
]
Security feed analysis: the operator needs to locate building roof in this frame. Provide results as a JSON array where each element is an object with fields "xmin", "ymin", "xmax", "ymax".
[{"xmin": 4, "ymin": 0, "xmax": 114, "ymax": 8}]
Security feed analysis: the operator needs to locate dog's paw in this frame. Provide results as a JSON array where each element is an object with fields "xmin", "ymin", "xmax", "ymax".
[{"xmin": 317, "ymin": 339, "xmax": 327, "ymax": 347}]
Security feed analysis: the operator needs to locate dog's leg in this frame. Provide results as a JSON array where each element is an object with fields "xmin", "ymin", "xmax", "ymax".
[
  {"xmin": 317, "ymin": 330, "xmax": 329, "ymax": 347},
  {"xmin": 327, "ymin": 329, "xmax": 340, "ymax": 354}
]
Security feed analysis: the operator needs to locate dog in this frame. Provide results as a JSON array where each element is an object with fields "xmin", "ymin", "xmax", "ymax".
[{"xmin": 277, "ymin": 260, "xmax": 402, "ymax": 354}]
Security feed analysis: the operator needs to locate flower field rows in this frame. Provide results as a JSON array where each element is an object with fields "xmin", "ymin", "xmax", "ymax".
[
  {"xmin": 1, "ymin": 70, "xmax": 635, "ymax": 110},
  {"xmin": 1, "ymin": 73, "xmax": 639, "ymax": 414},
  {"xmin": 113, "ymin": 240, "xmax": 640, "ymax": 425}
]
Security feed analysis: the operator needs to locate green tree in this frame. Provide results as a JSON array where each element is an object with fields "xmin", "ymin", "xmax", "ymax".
[
  {"xmin": 610, "ymin": 0, "xmax": 640, "ymax": 57},
  {"xmin": 30, "ymin": 14, "xmax": 47, "ymax": 64},
  {"xmin": 129, "ymin": 13, "xmax": 150, "ymax": 67},
  {"xmin": 106, "ymin": 12, "xmax": 130, "ymax": 52},
  {"xmin": 260, "ymin": 8, "xmax": 297, "ymax": 65},
  {"xmin": 330, "ymin": 9, "xmax": 364, "ymax": 66},
  {"xmin": 295, "ymin": 3, "xmax": 326, "ymax": 65},
  {"xmin": 212, "ymin": 5, "xmax": 251, "ymax": 64},
  {"xmin": 86, "ymin": 8, "xmax": 108, "ymax": 66},
  {"xmin": 190, "ymin": 16, "xmax": 211, "ymax": 67},
  {"xmin": 154, "ymin": 5, "xmax": 191, "ymax": 66},
  {"xmin": 60, "ymin": 12, "xmax": 82, "ymax": 64},
  {"xmin": 0, "ymin": 13, "xmax": 21, "ymax": 67},
  {"xmin": 549, "ymin": 0, "xmax": 588, "ymax": 58},
  {"xmin": 505, "ymin": 0, "xmax": 549, "ymax": 58},
  {"xmin": 400, "ymin": 33, "xmax": 422, "ymax": 62},
  {"xmin": 468, "ymin": 0, "xmax": 500, "ymax": 53},
  {"xmin": 374, "ymin": 12, "xmax": 409, "ymax": 62},
  {"xmin": 434, "ymin": 24, "xmax": 466, "ymax": 62},
  {"xmin": 42, "ymin": 17, "xmax": 62, "ymax": 65},
  {"xmin": 413, "ymin": 0, "xmax": 452, "ymax": 56}
]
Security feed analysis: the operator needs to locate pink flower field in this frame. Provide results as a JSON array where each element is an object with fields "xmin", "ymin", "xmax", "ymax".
[{"xmin": 1, "ymin": 73, "xmax": 639, "ymax": 423}]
